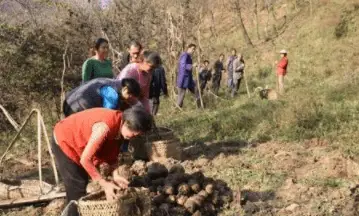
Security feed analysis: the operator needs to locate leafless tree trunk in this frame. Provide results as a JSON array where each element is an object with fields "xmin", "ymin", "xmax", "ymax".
[
  {"xmin": 196, "ymin": 7, "xmax": 204, "ymax": 109},
  {"xmin": 234, "ymin": 0, "xmax": 254, "ymax": 47},
  {"xmin": 254, "ymin": 0, "xmax": 261, "ymax": 40}
]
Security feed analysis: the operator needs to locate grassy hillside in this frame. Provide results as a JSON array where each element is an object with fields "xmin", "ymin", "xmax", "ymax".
[
  {"xmin": 2, "ymin": 1, "xmax": 359, "ymax": 215},
  {"xmin": 153, "ymin": 1, "xmax": 359, "ymax": 215}
]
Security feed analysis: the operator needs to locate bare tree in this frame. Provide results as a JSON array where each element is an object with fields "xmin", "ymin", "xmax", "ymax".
[{"xmin": 233, "ymin": 0, "xmax": 254, "ymax": 47}]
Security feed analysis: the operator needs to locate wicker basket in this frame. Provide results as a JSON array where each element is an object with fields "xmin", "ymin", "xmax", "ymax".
[
  {"xmin": 146, "ymin": 128, "xmax": 182, "ymax": 162},
  {"xmin": 0, "ymin": 179, "xmax": 53, "ymax": 200},
  {"xmin": 78, "ymin": 188, "xmax": 150, "ymax": 216}
]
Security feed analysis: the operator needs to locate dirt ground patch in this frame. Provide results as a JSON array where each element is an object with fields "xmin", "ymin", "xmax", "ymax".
[{"xmin": 2, "ymin": 140, "xmax": 359, "ymax": 215}]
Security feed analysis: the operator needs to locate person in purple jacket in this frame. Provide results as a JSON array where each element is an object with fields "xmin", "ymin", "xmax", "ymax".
[{"xmin": 176, "ymin": 44, "xmax": 200, "ymax": 108}]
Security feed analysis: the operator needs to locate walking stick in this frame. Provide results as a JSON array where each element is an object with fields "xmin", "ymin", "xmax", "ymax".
[{"xmin": 243, "ymin": 74, "xmax": 251, "ymax": 98}]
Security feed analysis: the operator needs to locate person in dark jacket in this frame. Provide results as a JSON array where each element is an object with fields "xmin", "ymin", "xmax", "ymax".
[
  {"xmin": 117, "ymin": 41, "xmax": 143, "ymax": 72},
  {"xmin": 63, "ymin": 78, "xmax": 140, "ymax": 117},
  {"xmin": 199, "ymin": 60, "xmax": 212, "ymax": 94},
  {"xmin": 212, "ymin": 54, "xmax": 225, "ymax": 95},
  {"xmin": 149, "ymin": 66, "xmax": 168, "ymax": 116},
  {"xmin": 176, "ymin": 43, "xmax": 200, "ymax": 108}
]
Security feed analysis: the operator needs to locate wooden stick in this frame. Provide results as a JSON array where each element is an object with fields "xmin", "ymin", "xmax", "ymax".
[
  {"xmin": 60, "ymin": 42, "xmax": 69, "ymax": 119},
  {"xmin": 243, "ymin": 75, "xmax": 251, "ymax": 98},
  {"xmin": 0, "ymin": 105, "xmax": 20, "ymax": 131},
  {"xmin": 196, "ymin": 6, "xmax": 204, "ymax": 109},
  {"xmin": 37, "ymin": 112, "xmax": 43, "ymax": 194},
  {"xmin": 0, "ymin": 192, "xmax": 66, "ymax": 208},
  {"xmin": 0, "ymin": 110, "xmax": 37, "ymax": 164},
  {"xmin": 40, "ymin": 116, "xmax": 59, "ymax": 187}
]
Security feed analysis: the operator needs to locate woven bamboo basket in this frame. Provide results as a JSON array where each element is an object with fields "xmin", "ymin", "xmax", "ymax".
[
  {"xmin": 146, "ymin": 128, "xmax": 182, "ymax": 162},
  {"xmin": 78, "ymin": 188, "xmax": 151, "ymax": 216},
  {"xmin": 0, "ymin": 179, "xmax": 53, "ymax": 200}
]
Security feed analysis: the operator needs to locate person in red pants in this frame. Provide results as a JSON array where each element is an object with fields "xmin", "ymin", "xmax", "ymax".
[
  {"xmin": 52, "ymin": 107, "xmax": 152, "ymax": 216},
  {"xmin": 277, "ymin": 50, "xmax": 289, "ymax": 94}
]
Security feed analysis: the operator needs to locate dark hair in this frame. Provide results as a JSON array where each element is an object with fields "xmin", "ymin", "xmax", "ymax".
[
  {"xmin": 89, "ymin": 38, "xmax": 108, "ymax": 57},
  {"xmin": 143, "ymin": 51, "xmax": 162, "ymax": 68},
  {"xmin": 219, "ymin": 53, "xmax": 224, "ymax": 57},
  {"xmin": 128, "ymin": 41, "xmax": 143, "ymax": 50},
  {"xmin": 187, "ymin": 44, "xmax": 196, "ymax": 49},
  {"xmin": 123, "ymin": 107, "xmax": 153, "ymax": 132},
  {"xmin": 231, "ymin": 48, "xmax": 237, "ymax": 53},
  {"xmin": 203, "ymin": 60, "xmax": 209, "ymax": 64},
  {"xmin": 120, "ymin": 78, "xmax": 141, "ymax": 98}
]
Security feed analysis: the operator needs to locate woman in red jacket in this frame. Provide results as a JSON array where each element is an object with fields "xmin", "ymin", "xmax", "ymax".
[
  {"xmin": 277, "ymin": 50, "xmax": 288, "ymax": 94},
  {"xmin": 52, "ymin": 107, "xmax": 152, "ymax": 216}
]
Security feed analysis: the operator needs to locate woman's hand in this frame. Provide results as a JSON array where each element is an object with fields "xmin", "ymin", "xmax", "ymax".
[
  {"xmin": 113, "ymin": 171, "xmax": 130, "ymax": 189},
  {"xmin": 99, "ymin": 179, "xmax": 121, "ymax": 201}
]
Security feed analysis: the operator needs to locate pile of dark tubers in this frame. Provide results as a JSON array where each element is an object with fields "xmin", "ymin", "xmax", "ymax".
[{"xmin": 113, "ymin": 160, "xmax": 233, "ymax": 216}]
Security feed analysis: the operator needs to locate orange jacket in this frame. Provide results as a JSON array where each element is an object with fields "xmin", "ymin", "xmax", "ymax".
[{"xmin": 277, "ymin": 57, "xmax": 288, "ymax": 75}]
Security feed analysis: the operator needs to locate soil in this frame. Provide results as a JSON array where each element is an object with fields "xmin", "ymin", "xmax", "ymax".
[{"xmin": 2, "ymin": 139, "xmax": 359, "ymax": 215}]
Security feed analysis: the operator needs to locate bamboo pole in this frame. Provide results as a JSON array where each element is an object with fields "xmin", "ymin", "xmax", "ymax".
[
  {"xmin": 0, "ymin": 105, "xmax": 20, "ymax": 131},
  {"xmin": 0, "ymin": 110, "xmax": 37, "ymax": 164},
  {"xmin": 0, "ymin": 192, "xmax": 66, "ymax": 208},
  {"xmin": 196, "ymin": 7, "xmax": 204, "ymax": 109},
  {"xmin": 40, "ymin": 116, "xmax": 59, "ymax": 187},
  {"xmin": 37, "ymin": 111, "xmax": 43, "ymax": 193}
]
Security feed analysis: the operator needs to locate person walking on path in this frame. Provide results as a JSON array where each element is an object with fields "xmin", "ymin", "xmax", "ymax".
[
  {"xmin": 118, "ymin": 41, "xmax": 143, "ymax": 72},
  {"xmin": 212, "ymin": 54, "xmax": 225, "ymax": 95},
  {"xmin": 199, "ymin": 60, "xmax": 212, "ymax": 94},
  {"xmin": 82, "ymin": 38, "xmax": 113, "ymax": 82},
  {"xmin": 276, "ymin": 49, "xmax": 288, "ymax": 94},
  {"xmin": 176, "ymin": 44, "xmax": 200, "ymax": 108},
  {"xmin": 116, "ymin": 51, "xmax": 162, "ymax": 113},
  {"xmin": 52, "ymin": 107, "xmax": 152, "ymax": 216},
  {"xmin": 149, "ymin": 65, "xmax": 168, "ymax": 116},
  {"xmin": 231, "ymin": 54, "xmax": 245, "ymax": 97},
  {"xmin": 63, "ymin": 78, "xmax": 141, "ymax": 117},
  {"xmin": 226, "ymin": 48, "xmax": 237, "ymax": 91}
]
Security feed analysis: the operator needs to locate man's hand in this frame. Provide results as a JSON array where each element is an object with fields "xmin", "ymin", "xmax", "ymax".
[{"xmin": 99, "ymin": 179, "xmax": 121, "ymax": 201}]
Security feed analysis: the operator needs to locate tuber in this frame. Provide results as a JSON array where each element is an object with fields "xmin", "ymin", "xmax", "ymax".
[
  {"xmin": 191, "ymin": 171, "xmax": 205, "ymax": 184},
  {"xmin": 178, "ymin": 183, "xmax": 190, "ymax": 195},
  {"xmin": 204, "ymin": 183, "xmax": 214, "ymax": 195},
  {"xmin": 198, "ymin": 190, "xmax": 209, "ymax": 198},
  {"xmin": 166, "ymin": 195, "xmax": 176, "ymax": 204},
  {"xmin": 113, "ymin": 165, "xmax": 132, "ymax": 181},
  {"xmin": 189, "ymin": 179, "xmax": 201, "ymax": 193},
  {"xmin": 169, "ymin": 164, "xmax": 185, "ymax": 174},
  {"xmin": 159, "ymin": 203, "xmax": 171, "ymax": 212},
  {"xmin": 147, "ymin": 163, "xmax": 168, "ymax": 179},
  {"xmin": 152, "ymin": 194, "xmax": 166, "ymax": 206},
  {"xmin": 151, "ymin": 177, "xmax": 165, "ymax": 187},
  {"xmin": 192, "ymin": 210, "xmax": 202, "ymax": 216},
  {"xmin": 176, "ymin": 195, "xmax": 188, "ymax": 206},
  {"xmin": 184, "ymin": 197, "xmax": 198, "ymax": 214},
  {"xmin": 163, "ymin": 184, "xmax": 175, "ymax": 195}
]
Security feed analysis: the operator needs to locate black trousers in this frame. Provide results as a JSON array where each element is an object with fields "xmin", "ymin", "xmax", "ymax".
[
  {"xmin": 231, "ymin": 78, "xmax": 242, "ymax": 97},
  {"xmin": 212, "ymin": 74, "xmax": 221, "ymax": 95},
  {"xmin": 150, "ymin": 97, "xmax": 160, "ymax": 116},
  {"xmin": 52, "ymin": 136, "xmax": 89, "ymax": 216}
]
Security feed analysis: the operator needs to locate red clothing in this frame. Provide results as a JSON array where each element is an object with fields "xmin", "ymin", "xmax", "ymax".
[
  {"xmin": 116, "ymin": 63, "xmax": 151, "ymax": 112},
  {"xmin": 54, "ymin": 108, "xmax": 122, "ymax": 180},
  {"xmin": 277, "ymin": 57, "xmax": 288, "ymax": 75}
]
